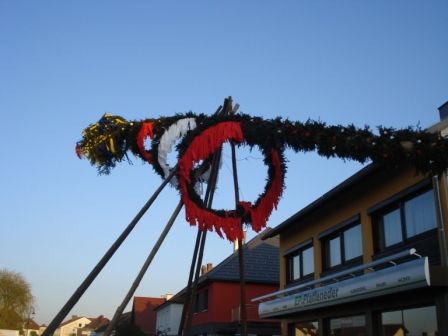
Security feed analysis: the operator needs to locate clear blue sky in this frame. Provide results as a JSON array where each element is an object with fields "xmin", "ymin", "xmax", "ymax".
[{"xmin": 1, "ymin": 0, "xmax": 447, "ymax": 326}]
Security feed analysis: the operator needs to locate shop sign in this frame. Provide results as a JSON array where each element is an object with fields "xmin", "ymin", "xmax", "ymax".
[{"xmin": 259, "ymin": 257, "xmax": 429, "ymax": 318}]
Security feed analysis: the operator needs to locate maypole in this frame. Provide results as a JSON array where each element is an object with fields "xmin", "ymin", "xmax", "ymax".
[{"xmin": 43, "ymin": 97, "xmax": 448, "ymax": 336}]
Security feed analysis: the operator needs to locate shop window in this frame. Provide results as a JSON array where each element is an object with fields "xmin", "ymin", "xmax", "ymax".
[
  {"xmin": 195, "ymin": 289, "xmax": 208, "ymax": 312},
  {"xmin": 285, "ymin": 244, "xmax": 314, "ymax": 283},
  {"xmin": 380, "ymin": 305, "xmax": 437, "ymax": 336},
  {"xmin": 288, "ymin": 320, "xmax": 318, "ymax": 336},
  {"xmin": 328, "ymin": 315, "xmax": 366, "ymax": 335},
  {"xmin": 322, "ymin": 223, "xmax": 363, "ymax": 270},
  {"xmin": 374, "ymin": 188, "xmax": 437, "ymax": 251}
]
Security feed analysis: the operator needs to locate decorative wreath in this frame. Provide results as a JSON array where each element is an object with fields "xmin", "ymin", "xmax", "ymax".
[
  {"xmin": 177, "ymin": 120, "xmax": 285, "ymax": 240},
  {"xmin": 150, "ymin": 116, "xmax": 218, "ymax": 189},
  {"xmin": 77, "ymin": 111, "xmax": 448, "ymax": 240}
]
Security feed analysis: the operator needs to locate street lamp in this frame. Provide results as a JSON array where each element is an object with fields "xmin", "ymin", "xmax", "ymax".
[{"xmin": 24, "ymin": 306, "xmax": 35, "ymax": 336}]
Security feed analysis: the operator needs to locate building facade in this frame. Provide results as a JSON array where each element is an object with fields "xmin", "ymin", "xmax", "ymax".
[
  {"xmin": 79, "ymin": 315, "xmax": 109, "ymax": 336},
  {"xmin": 154, "ymin": 298, "xmax": 183, "ymax": 336},
  {"xmin": 53, "ymin": 316, "xmax": 92, "ymax": 336},
  {"xmin": 189, "ymin": 281, "xmax": 280, "ymax": 336},
  {"xmin": 165, "ymin": 229, "xmax": 281, "ymax": 336},
  {"xmin": 256, "ymin": 115, "xmax": 448, "ymax": 335},
  {"xmin": 23, "ymin": 319, "xmax": 40, "ymax": 336},
  {"xmin": 132, "ymin": 297, "xmax": 165, "ymax": 336}
]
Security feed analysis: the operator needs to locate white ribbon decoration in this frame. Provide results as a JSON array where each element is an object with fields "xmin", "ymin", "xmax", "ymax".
[
  {"xmin": 157, "ymin": 117, "xmax": 222, "ymax": 191},
  {"xmin": 158, "ymin": 118, "xmax": 196, "ymax": 186}
]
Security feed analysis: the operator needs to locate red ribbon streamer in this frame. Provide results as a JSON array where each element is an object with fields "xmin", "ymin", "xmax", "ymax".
[
  {"xmin": 137, "ymin": 122, "xmax": 154, "ymax": 163},
  {"xmin": 75, "ymin": 143, "xmax": 82, "ymax": 159},
  {"xmin": 178, "ymin": 121, "xmax": 284, "ymax": 241},
  {"xmin": 239, "ymin": 149, "xmax": 283, "ymax": 233},
  {"xmin": 178, "ymin": 121, "xmax": 245, "ymax": 240}
]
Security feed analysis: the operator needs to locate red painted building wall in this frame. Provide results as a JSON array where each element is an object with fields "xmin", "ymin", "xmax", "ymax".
[
  {"xmin": 133, "ymin": 296, "xmax": 165, "ymax": 336},
  {"xmin": 191, "ymin": 281, "xmax": 278, "ymax": 326}
]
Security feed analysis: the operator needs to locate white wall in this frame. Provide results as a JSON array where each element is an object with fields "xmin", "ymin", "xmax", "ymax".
[
  {"xmin": 23, "ymin": 329, "xmax": 39, "ymax": 336},
  {"xmin": 53, "ymin": 317, "xmax": 92, "ymax": 336},
  {"xmin": 0, "ymin": 330, "xmax": 20, "ymax": 336},
  {"xmin": 156, "ymin": 303, "xmax": 183, "ymax": 336}
]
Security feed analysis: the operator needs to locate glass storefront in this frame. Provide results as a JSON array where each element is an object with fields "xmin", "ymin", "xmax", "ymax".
[
  {"xmin": 328, "ymin": 315, "xmax": 366, "ymax": 336},
  {"xmin": 380, "ymin": 305, "xmax": 438, "ymax": 336},
  {"xmin": 287, "ymin": 305, "xmax": 439, "ymax": 335},
  {"xmin": 289, "ymin": 321, "xmax": 318, "ymax": 336}
]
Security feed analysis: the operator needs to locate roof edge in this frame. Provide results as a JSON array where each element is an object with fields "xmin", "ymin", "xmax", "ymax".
[
  {"xmin": 264, "ymin": 112, "xmax": 448, "ymax": 240},
  {"xmin": 263, "ymin": 163, "xmax": 381, "ymax": 239}
]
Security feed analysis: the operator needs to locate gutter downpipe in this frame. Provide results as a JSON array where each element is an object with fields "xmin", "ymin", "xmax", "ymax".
[{"xmin": 432, "ymin": 173, "xmax": 448, "ymax": 267}]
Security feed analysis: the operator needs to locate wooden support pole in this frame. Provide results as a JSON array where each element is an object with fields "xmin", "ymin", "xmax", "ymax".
[
  {"xmin": 231, "ymin": 141, "xmax": 248, "ymax": 336},
  {"xmin": 177, "ymin": 227, "xmax": 203, "ymax": 335},
  {"xmin": 179, "ymin": 176, "xmax": 218, "ymax": 334},
  {"xmin": 178, "ymin": 97, "xmax": 223, "ymax": 331},
  {"xmin": 183, "ymin": 147, "xmax": 222, "ymax": 335},
  {"xmin": 183, "ymin": 97, "xmax": 232, "ymax": 335},
  {"xmin": 41, "ymin": 167, "xmax": 178, "ymax": 336},
  {"xmin": 103, "ymin": 200, "xmax": 184, "ymax": 336},
  {"xmin": 184, "ymin": 230, "xmax": 206, "ymax": 335},
  {"xmin": 179, "ymin": 101, "xmax": 229, "ymax": 335}
]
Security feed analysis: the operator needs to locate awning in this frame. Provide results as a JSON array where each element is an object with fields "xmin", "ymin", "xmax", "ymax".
[{"xmin": 253, "ymin": 249, "xmax": 430, "ymax": 318}]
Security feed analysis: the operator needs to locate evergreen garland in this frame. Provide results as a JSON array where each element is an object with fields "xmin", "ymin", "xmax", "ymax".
[{"xmin": 77, "ymin": 112, "xmax": 448, "ymax": 240}]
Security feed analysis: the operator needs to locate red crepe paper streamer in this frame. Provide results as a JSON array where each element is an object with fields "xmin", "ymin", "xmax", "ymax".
[
  {"xmin": 178, "ymin": 121, "xmax": 245, "ymax": 240},
  {"xmin": 178, "ymin": 121, "xmax": 244, "ymax": 184},
  {"xmin": 75, "ymin": 143, "xmax": 82, "ymax": 159},
  {"xmin": 239, "ymin": 148, "xmax": 283, "ymax": 233},
  {"xmin": 137, "ymin": 122, "xmax": 154, "ymax": 163},
  {"xmin": 178, "ymin": 121, "xmax": 284, "ymax": 241}
]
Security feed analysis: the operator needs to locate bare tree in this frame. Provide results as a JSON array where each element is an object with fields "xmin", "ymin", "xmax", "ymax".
[{"xmin": 0, "ymin": 269, "xmax": 34, "ymax": 330}]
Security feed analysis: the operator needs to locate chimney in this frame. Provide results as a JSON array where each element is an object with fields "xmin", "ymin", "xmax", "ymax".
[
  {"xmin": 206, "ymin": 263, "xmax": 213, "ymax": 272},
  {"xmin": 201, "ymin": 263, "xmax": 213, "ymax": 275},
  {"xmin": 161, "ymin": 293, "xmax": 173, "ymax": 300},
  {"xmin": 71, "ymin": 315, "xmax": 78, "ymax": 320},
  {"xmin": 233, "ymin": 230, "xmax": 247, "ymax": 251},
  {"xmin": 438, "ymin": 101, "xmax": 448, "ymax": 120}
]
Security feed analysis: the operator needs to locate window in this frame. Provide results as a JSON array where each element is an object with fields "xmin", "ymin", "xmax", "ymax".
[
  {"xmin": 375, "ymin": 188, "xmax": 437, "ymax": 251},
  {"xmin": 288, "ymin": 320, "xmax": 319, "ymax": 336},
  {"xmin": 328, "ymin": 315, "xmax": 366, "ymax": 335},
  {"xmin": 195, "ymin": 289, "xmax": 208, "ymax": 312},
  {"xmin": 322, "ymin": 223, "xmax": 363, "ymax": 270},
  {"xmin": 380, "ymin": 305, "xmax": 437, "ymax": 336},
  {"xmin": 286, "ymin": 244, "xmax": 314, "ymax": 283}
]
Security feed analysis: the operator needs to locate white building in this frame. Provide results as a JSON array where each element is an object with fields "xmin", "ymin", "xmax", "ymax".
[
  {"xmin": 0, "ymin": 330, "xmax": 20, "ymax": 336},
  {"xmin": 154, "ymin": 298, "xmax": 183, "ymax": 336},
  {"xmin": 53, "ymin": 316, "xmax": 92, "ymax": 336}
]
